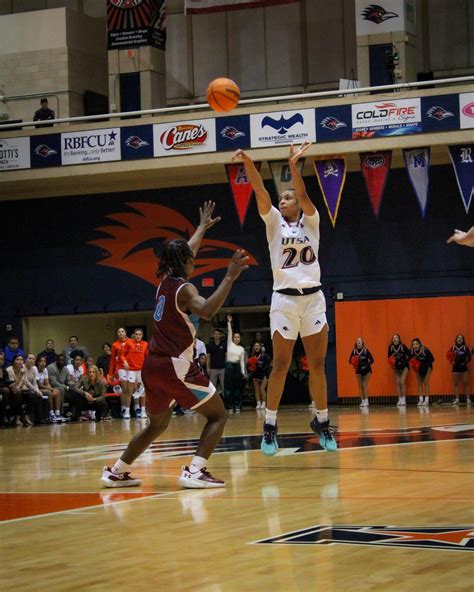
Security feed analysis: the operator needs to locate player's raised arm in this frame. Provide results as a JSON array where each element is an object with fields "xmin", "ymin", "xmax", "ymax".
[
  {"xmin": 178, "ymin": 250, "xmax": 249, "ymax": 321},
  {"xmin": 288, "ymin": 142, "xmax": 316, "ymax": 217},
  {"xmin": 232, "ymin": 149, "xmax": 272, "ymax": 216},
  {"xmin": 188, "ymin": 201, "xmax": 221, "ymax": 256}
]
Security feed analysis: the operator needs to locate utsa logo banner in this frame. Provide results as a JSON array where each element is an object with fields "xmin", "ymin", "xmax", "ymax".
[
  {"xmin": 360, "ymin": 151, "xmax": 392, "ymax": 216},
  {"xmin": 312, "ymin": 158, "xmax": 347, "ymax": 227},
  {"xmin": 448, "ymin": 145, "xmax": 474, "ymax": 213},
  {"xmin": 403, "ymin": 148, "xmax": 430, "ymax": 216},
  {"xmin": 121, "ymin": 125, "xmax": 154, "ymax": 160},
  {"xmin": 268, "ymin": 159, "xmax": 304, "ymax": 198},
  {"xmin": 225, "ymin": 162, "xmax": 261, "ymax": 228}
]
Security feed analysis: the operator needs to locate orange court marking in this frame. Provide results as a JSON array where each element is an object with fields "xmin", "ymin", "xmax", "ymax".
[{"xmin": 0, "ymin": 492, "xmax": 156, "ymax": 522}]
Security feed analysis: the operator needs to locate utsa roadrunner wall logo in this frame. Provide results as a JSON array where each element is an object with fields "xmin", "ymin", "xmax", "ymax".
[
  {"xmin": 89, "ymin": 203, "xmax": 257, "ymax": 285},
  {"xmin": 253, "ymin": 525, "xmax": 474, "ymax": 552},
  {"xmin": 361, "ymin": 4, "xmax": 399, "ymax": 24}
]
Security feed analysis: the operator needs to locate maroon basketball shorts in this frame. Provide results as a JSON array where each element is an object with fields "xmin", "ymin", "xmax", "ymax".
[{"xmin": 142, "ymin": 354, "xmax": 216, "ymax": 414}]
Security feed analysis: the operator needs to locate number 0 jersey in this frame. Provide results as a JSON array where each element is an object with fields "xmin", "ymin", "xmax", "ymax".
[
  {"xmin": 148, "ymin": 276, "xmax": 196, "ymax": 362},
  {"xmin": 261, "ymin": 206, "xmax": 321, "ymax": 291}
]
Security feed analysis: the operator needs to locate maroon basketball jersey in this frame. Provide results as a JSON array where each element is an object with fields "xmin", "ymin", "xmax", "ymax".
[{"xmin": 148, "ymin": 276, "xmax": 196, "ymax": 362}]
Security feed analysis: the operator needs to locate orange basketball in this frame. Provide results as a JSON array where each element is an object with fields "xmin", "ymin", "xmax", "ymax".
[{"xmin": 206, "ymin": 78, "xmax": 240, "ymax": 113}]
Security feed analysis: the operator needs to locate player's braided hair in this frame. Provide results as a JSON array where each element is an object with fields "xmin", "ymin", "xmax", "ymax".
[{"xmin": 157, "ymin": 239, "xmax": 194, "ymax": 278}]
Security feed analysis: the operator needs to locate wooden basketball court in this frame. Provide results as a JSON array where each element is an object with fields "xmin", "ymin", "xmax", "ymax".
[{"xmin": 1, "ymin": 405, "xmax": 473, "ymax": 591}]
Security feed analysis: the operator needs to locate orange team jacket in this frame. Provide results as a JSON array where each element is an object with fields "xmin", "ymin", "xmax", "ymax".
[
  {"xmin": 109, "ymin": 339, "xmax": 131, "ymax": 375},
  {"xmin": 121, "ymin": 340, "xmax": 148, "ymax": 371}
]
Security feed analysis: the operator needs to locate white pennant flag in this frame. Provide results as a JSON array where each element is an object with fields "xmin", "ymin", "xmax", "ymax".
[{"xmin": 403, "ymin": 148, "xmax": 430, "ymax": 216}]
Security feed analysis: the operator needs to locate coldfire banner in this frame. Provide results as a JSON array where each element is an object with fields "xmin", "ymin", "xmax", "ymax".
[
  {"xmin": 448, "ymin": 145, "xmax": 474, "ymax": 213},
  {"xmin": 312, "ymin": 158, "xmax": 347, "ymax": 227},
  {"xmin": 226, "ymin": 162, "xmax": 261, "ymax": 228},
  {"xmin": 107, "ymin": 0, "xmax": 166, "ymax": 50},
  {"xmin": 185, "ymin": 0, "xmax": 298, "ymax": 14},
  {"xmin": 403, "ymin": 148, "xmax": 430, "ymax": 217},
  {"xmin": 360, "ymin": 151, "xmax": 392, "ymax": 216},
  {"xmin": 268, "ymin": 159, "xmax": 305, "ymax": 197}
]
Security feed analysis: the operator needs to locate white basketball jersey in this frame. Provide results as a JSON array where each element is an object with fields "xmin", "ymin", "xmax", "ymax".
[{"xmin": 261, "ymin": 206, "xmax": 321, "ymax": 291}]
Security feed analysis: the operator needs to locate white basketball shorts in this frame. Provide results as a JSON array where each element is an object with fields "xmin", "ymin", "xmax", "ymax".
[
  {"xmin": 127, "ymin": 370, "xmax": 142, "ymax": 383},
  {"xmin": 270, "ymin": 290, "xmax": 327, "ymax": 340}
]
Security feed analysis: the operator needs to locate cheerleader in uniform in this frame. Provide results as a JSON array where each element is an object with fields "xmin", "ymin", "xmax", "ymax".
[
  {"xmin": 387, "ymin": 334, "xmax": 410, "ymax": 406},
  {"xmin": 409, "ymin": 338, "xmax": 435, "ymax": 406},
  {"xmin": 349, "ymin": 337, "xmax": 374, "ymax": 408},
  {"xmin": 247, "ymin": 342, "xmax": 271, "ymax": 410},
  {"xmin": 447, "ymin": 334, "xmax": 471, "ymax": 405}
]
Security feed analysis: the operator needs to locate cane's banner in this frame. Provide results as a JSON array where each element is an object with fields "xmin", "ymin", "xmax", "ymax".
[
  {"xmin": 153, "ymin": 119, "xmax": 216, "ymax": 156},
  {"xmin": 226, "ymin": 161, "xmax": 261, "ymax": 228},
  {"xmin": 459, "ymin": 93, "xmax": 474, "ymax": 130},
  {"xmin": 352, "ymin": 98, "xmax": 421, "ymax": 138},
  {"xmin": 313, "ymin": 158, "xmax": 347, "ymax": 227},
  {"xmin": 403, "ymin": 148, "xmax": 430, "ymax": 217},
  {"xmin": 0, "ymin": 137, "xmax": 30, "ymax": 171},
  {"xmin": 360, "ymin": 151, "xmax": 392, "ymax": 216}
]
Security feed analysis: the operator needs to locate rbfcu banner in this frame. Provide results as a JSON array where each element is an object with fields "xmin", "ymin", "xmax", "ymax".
[
  {"xmin": 313, "ymin": 158, "xmax": 347, "ymax": 227},
  {"xmin": 360, "ymin": 151, "xmax": 392, "ymax": 216},
  {"xmin": 107, "ymin": 0, "xmax": 166, "ymax": 50},
  {"xmin": 61, "ymin": 128, "xmax": 121, "ymax": 165},
  {"xmin": 225, "ymin": 161, "xmax": 261, "ymax": 228},
  {"xmin": 448, "ymin": 145, "xmax": 474, "ymax": 213},
  {"xmin": 403, "ymin": 148, "xmax": 430, "ymax": 216},
  {"xmin": 250, "ymin": 109, "xmax": 316, "ymax": 148},
  {"xmin": 352, "ymin": 98, "xmax": 421, "ymax": 138},
  {"xmin": 0, "ymin": 137, "xmax": 30, "ymax": 171},
  {"xmin": 185, "ymin": 0, "xmax": 298, "ymax": 13},
  {"xmin": 153, "ymin": 119, "xmax": 216, "ymax": 156},
  {"xmin": 268, "ymin": 159, "xmax": 304, "ymax": 196}
]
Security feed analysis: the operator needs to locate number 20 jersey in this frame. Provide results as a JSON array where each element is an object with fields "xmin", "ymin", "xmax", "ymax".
[{"xmin": 261, "ymin": 206, "xmax": 321, "ymax": 291}]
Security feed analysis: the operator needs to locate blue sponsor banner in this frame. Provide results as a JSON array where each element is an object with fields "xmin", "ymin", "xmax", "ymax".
[
  {"xmin": 216, "ymin": 115, "xmax": 251, "ymax": 151},
  {"xmin": 316, "ymin": 105, "xmax": 352, "ymax": 143},
  {"xmin": 421, "ymin": 94, "xmax": 460, "ymax": 132},
  {"xmin": 121, "ymin": 124, "xmax": 154, "ymax": 160},
  {"xmin": 30, "ymin": 134, "xmax": 61, "ymax": 168}
]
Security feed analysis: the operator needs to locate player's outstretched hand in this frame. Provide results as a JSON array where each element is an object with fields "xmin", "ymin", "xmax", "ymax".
[
  {"xmin": 232, "ymin": 149, "xmax": 252, "ymax": 163},
  {"xmin": 226, "ymin": 250, "xmax": 249, "ymax": 280},
  {"xmin": 289, "ymin": 141, "xmax": 311, "ymax": 165},
  {"xmin": 447, "ymin": 228, "xmax": 474, "ymax": 246},
  {"xmin": 199, "ymin": 201, "xmax": 221, "ymax": 230}
]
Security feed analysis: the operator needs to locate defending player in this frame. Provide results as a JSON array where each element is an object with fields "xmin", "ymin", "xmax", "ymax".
[
  {"xmin": 232, "ymin": 143, "xmax": 337, "ymax": 456},
  {"xmin": 101, "ymin": 202, "xmax": 249, "ymax": 489}
]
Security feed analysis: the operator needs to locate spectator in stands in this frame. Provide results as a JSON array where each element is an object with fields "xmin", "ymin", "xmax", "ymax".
[
  {"xmin": 24, "ymin": 353, "xmax": 49, "ymax": 423},
  {"xmin": 63, "ymin": 336, "xmax": 89, "ymax": 364},
  {"xmin": 33, "ymin": 97, "xmax": 55, "ymax": 122},
  {"xmin": 196, "ymin": 353, "xmax": 209, "ymax": 377},
  {"xmin": 409, "ymin": 338, "xmax": 435, "ymax": 406},
  {"xmin": 447, "ymin": 227, "xmax": 474, "ymax": 247},
  {"xmin": 224, "ymin": 315, "xmax": 246, "ymax": 413},
  {"xmin": 6, "ymin": 354, "xmax": 38, "ymax": 426},
  {"xmin": 37, "ymin": 339, "xmax": 57, "ymax": 365},
  {"xmin": 77, "ymin": 365, "xmax": 108, "ymax": 422},
  {"xmin": 109, "ymin": 327, "xmax": 132, "ymax": 419},
  {"xmin": 447, "ymin": 334, "xmax": 471, "ymax": 405},
  {"xmin": 0, "ymin": 352, "xmax": 14, "ymax": 427},
  {"xmin": 97, "ymin": 342, "xmax": 112, "ymax": 377},
  {"xmin": 194, "ymin": 336, "xmax": 206, "ymax": 360},
  {"xmin": 47, "ymin": 354, "xmax": 83, "ymax": 421},
  {"xmin": 247, "ymin": 341, "xmax": 271, "ymax": 410},
  {"xmin": 206, "ymin": 328, "xmax": 227, "ymax": 396},
  {"xmin": 4, "ymin": 336, "xmax": 27, "ymax": 367},
  {"xmin": 67, "ymin": 351, "xmax": 86, "ymax": 380},
  {"xmin": 349, "ymin": 337, "xmax": 374, "ymax": 408},
  {"xmin": 36, "ymin": 354, "xmax": 64, "ymax": 422},
  {"xmin": 85, "ymin": 355, "xmax": 96, "ymax": 369},
  {"xmin": 387, "ymin": 334, "xmax": 410, "ymax": 407}
]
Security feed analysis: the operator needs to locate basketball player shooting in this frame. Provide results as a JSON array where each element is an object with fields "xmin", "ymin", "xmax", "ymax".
[{"xmin": 101, "ymin": 202, "xmax": 249, "ymax": 489}]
